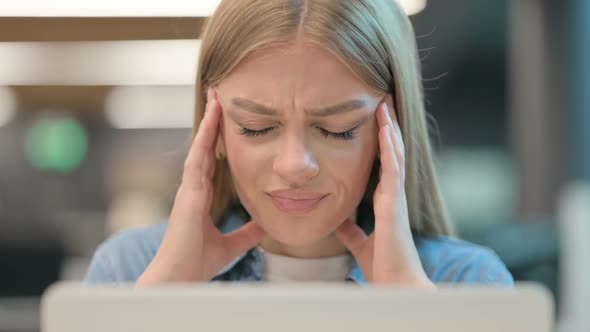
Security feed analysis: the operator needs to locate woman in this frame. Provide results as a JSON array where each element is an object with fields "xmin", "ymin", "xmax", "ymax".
[{"xmin": 85, "ymin": 0, "xmax": 513, "ymax": 286}]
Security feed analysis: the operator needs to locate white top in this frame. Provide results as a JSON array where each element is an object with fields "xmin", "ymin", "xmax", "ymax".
[{"xmin": 258, "ymin": 247, "xmax": 353, "ymax": 283}]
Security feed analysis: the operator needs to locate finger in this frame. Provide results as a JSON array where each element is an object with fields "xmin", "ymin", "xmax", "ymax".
[
  {"xmin": 378, "ymin": 121, "xmax": 399, "ymax": 194},
  {"xmin": 206, "ymin": 90, "xmax": 224, "ymax": 180},
  {"xmin": 223, "ymin": 221, "xmax": 266, "ymax": 260},
  {"xmin": 378, "ymin": 102, "xmax": 405, "ymax": 178},
  {"xmin": 198, "ymin": 89, "xmax": 222, "ymax": 180},
  {"xmin": 376, "ymin": 99, "xmax": 395, "ymax": 127},
  {"xmin": 334, "ymin": 218, "xmax": 368, "ymax": 258},
  {"xmin": 376, "ymin": 98, "xmax": 397, "ymax": 130},
  {"xmin": 183, "ymin": 88, "xmax": 222, "ymax": 188},
  {"xmin": 391, "ymin": 122, "xmax": 406, "ymax": 181}
]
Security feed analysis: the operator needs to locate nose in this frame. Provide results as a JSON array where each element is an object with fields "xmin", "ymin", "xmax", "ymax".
[{"xmin": 273, "ymin": 136, "xmax": 319, "ymax": 187}]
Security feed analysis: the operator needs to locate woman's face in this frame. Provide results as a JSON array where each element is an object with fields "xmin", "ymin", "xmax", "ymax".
[{"xmin": 216, "ymin": 42, "xmax": 383, "ymax": 251}]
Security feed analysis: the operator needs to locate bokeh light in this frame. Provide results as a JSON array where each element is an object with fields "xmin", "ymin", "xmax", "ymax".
[{"xmin": 24, "ymin": 116, "xmax": 88, "ymax": 173}]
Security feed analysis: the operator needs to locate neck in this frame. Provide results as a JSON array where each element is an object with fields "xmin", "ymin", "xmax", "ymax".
[
  {"xmin": 260, "ymin": 233, "xmax": 349, "ymax": 258},
  {"xmin": 255, "ymin": 207, "xmax": 360, "ymax": 259}
]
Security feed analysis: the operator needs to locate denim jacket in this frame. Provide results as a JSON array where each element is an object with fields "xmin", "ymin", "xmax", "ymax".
[{"xmin": 84, "ymin": 205, "xmax": 514, "ymax": 286}]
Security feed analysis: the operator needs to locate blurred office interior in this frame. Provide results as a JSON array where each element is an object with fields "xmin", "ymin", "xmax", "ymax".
[{"xmin": 0, "ymin": 0, "xmax": 588, "ymax": 331}]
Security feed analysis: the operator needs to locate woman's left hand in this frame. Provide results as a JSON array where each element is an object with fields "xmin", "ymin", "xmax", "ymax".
[{"xmin": 335, "ymin": 101, "xmax": 435, "ymax": 288}]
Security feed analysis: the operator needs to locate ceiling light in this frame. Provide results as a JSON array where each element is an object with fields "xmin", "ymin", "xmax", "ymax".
[
  {"xmin": 105, "ymin": 86, "xmax": 194, "ymax": 129},
  {"xmin": 0, "ymin": 0, "xmax": 425, "ymax": 17},
  {"xmin": 0, "ymin": 0, "xmax": 221, "ymax": 17},
  {"xmin": 0, "ymin": 40, "xmax": 199, "ymax": 85},
  {"xmin": 396, "ymin": 0, "xmax": 427, "ymax": 15},
  {"xmin": 0, "ymin": 87, "xmax": 17, "ymax": 127}
]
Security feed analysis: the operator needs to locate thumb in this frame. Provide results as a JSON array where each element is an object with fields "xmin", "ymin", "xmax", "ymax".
[
  {"xmin": 223, "ymin": 220, "xmax": 266, "ymax": 259},
  {"xmin": 334, "ymin": 219, "xmax": 368, "ymax": 259}
]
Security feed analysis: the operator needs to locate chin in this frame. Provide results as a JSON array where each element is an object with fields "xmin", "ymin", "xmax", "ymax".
[
  {"xmin": 257, "ymin": 212, "xmax": 337, "ymax": 246},
  {"xmin": 241, "ymin": 196, "xmax": 349, "ymax": 246}
]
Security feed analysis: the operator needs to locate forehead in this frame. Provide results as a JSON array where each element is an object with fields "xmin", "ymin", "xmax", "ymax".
[{"xmin": 217, "ymin": 42, "xmax": 379, "ymax": 106}]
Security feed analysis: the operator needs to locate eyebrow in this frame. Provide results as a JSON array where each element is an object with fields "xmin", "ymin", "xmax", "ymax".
[{"xmin": 231, "ymin": 98, "xmax": 367, "ymax": 117}]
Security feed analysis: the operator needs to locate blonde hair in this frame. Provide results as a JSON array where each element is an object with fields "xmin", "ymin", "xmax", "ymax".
[{"xmin": 193, "ymin": 0, "xmax": 454, "ymax": 237}]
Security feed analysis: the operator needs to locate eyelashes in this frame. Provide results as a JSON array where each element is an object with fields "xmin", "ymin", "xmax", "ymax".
[
  {"xmin": 239, "ymin": 127, "xmax": 275, "ymax": 137},
  {"xmin": 317, "ymin": 127, "xmax": 356, "ymax": 140},
  {"xmin": 239, "ymin": 125, "xmax": 358, "ymax": 141}
]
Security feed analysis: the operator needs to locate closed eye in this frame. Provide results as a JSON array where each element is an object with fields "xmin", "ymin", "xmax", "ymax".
[
  {"xmin": 239, "ymin": 125, "xmax": 358, "ymax": 141},
  {"xmin": 317, "ymin": 127, "xmax": 357, "ymax": 140},
  {"xmin": 239, "ymin": 126, "xmax": 275, "ymax": 137}
]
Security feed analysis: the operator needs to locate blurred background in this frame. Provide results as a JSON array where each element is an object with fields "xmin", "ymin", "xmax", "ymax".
[{"xmin": 0, "ymin": 0, "xmax": 588, "ymax": 331}]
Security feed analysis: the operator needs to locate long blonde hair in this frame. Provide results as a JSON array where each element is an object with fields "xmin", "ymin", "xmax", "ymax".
[{"xmin": 193, "ymin": 0, "xmax": 454, "ymax": 237}]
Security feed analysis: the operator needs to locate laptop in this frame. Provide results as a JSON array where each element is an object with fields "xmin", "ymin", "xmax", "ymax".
[{"xmin": 41, "ymin": 282, "xmax": 553, "ymax": 332}]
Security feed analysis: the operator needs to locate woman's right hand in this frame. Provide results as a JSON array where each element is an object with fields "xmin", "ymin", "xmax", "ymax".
[{"xmin": 136, "ymin": 88, "xmax": 266, "ymax": 286}]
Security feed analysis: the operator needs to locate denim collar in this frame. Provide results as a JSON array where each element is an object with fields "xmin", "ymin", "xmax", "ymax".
[{"xmin": 212, "ymin": 246, "xmax": 368, "ymax": 284}]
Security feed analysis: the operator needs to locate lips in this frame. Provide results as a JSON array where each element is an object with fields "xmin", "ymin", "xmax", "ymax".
[
  {"xmin": 268, "ymin": 190, "xmax": 328, "ymax": 214},
  {"xmin": 268, "ymin": 189, "xmax": 326, "ymax": 200}
]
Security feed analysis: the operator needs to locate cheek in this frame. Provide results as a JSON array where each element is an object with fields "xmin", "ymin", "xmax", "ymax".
[
  {"xmin": 223, "ymin": 129, "xmax": 271, "ymax": 197},
  {"xmin": 318, "ymin": 127, "xmax": 378, "ymax": 169},
  {"xmin": 225, "ymin": 131, "xmax": 254, "ymax": 176},
  {"xmin": 318, "ymin": 128, "xmax": 378, "ymax": 198}
]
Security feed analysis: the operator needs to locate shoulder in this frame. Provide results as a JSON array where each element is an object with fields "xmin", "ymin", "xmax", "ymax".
[
  {"xmin": 415, "ymin": 236, "xmax": 514, "ymax": 286},
  {"xmin": 84, "ymin": 223, "xmax": 168, "ymax": 285}
]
